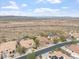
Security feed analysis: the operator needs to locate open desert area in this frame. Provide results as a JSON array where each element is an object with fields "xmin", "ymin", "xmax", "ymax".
[{"xmin": 0, "ymin": 17, "xmax": 79, "ymax": 41}]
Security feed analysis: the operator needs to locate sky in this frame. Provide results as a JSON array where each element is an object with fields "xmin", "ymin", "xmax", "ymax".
[{"xmin": 0, "ymin": 0, "xmax": 79, "ymax": 17}]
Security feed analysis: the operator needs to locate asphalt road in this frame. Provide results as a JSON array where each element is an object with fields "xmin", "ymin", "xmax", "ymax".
[{"xmin": 16, "ymin": 40, "xmax": 79, "ymax": 59}]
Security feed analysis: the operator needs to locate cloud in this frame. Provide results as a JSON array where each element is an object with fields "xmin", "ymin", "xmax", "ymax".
[
  {"xmin": 0, "ymin": 7, "xmax": 79, "ymax": 17},
  {"xmin": 0, "ymin": 10, "xmax": 32, "ymax": 16},
  {"xmin": 21, "ymin": 4, "xmax": 27, "ymax": 7},
  {"xmin": 37, "ymin": 0, "xmax": 62, "ymax": 4},
  {"xmin": 0, "ymin": 11, "xmax": 22, "ymax": 16},
  {"xmin": 37, "ymin": 0, "xmax": 46, "ymax": 3},
  {"xmin": 47, "ymin": 0, "xmax": 62, "ymax": 4},
  {"xmin": 29, "ymin": 8, "xmax": 79, "ymax": 17},
  {"xmin": 1, "ymin": 1, "xmax": 27, "ymax": 10},
  {"xmin": 1, "ymin": 1, "xmax": 19, "ymax": 9},
  {"xmin": 32, "ymin": 8, "xmax": 60, "ymax": 16},
  {"xmin": 61, "ymin": 7, "xmax": 69, "ymax": 9},
  {"xmin": 0, "ymin": 8, "xmax": 60, "ymax": 16}
]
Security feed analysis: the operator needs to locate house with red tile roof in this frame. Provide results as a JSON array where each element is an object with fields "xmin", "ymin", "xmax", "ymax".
[{"xmin": 0, "ymin": 39, "xmax": 35, "ymax": 58}]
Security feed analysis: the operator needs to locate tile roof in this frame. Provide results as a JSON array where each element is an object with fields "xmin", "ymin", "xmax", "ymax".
[
  {"xmin": 51, "ymin": 51, "xmax": 71, "ymax": 59},
  {"xmin": 67, "ymin": 44, "xmax": 79, "ymax": 54}
]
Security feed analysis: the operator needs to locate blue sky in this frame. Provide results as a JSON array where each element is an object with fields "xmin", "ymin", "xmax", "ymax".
[{"xmin": 0, "ymin": 0, "xmax": 79, "ymax": 17}]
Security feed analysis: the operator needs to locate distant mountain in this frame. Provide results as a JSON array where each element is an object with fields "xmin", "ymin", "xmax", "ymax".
[{"xmin": 0, "ymin": 16, "xmax": 79, "ymax": 21}]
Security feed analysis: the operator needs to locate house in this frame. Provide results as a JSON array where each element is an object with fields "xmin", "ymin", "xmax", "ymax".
[
  {"xmin": 20, "ymin": 39, "xmax": 35, "ymax": 49},
  {"xmin": 0, "ymin": 41, "xmax": 16, "ymax": 58},
  {"xmin": 36, "ymin": 36, "xmax": 50, "ymax": 47},
  {"xmin": 0, "ymin": 39, "xmax": 35, "ymax": 58},
  {"xmin": 70, "ymin": 32, "xmax": 79, "ymax": 38},
  {"xmin": 66, "ymin": 44, "xmax": 79, "ymax": 54},
  {"xmin": 48, "ymin": 33, "xmax": 60, "ymax": 40},
  {"xmin": 49, "ymin": 51, "xmax": 71, "ymax": 59}
]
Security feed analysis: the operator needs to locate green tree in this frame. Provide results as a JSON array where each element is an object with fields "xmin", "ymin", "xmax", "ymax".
[
  {"xmin": 16, "ymin": 44, "xmax": 26, "ymax": 54},
  {"xmin": 31, "ymin": 36, "xmax": 37, "ymax": 41},
  {"xmin": 30, "ymin": 36, "xmax": 40, "ymax": 49},
  {"xmin": 53, "ymin": 39, "xmax": 59, "ymax": 44},
  {"xmin": 59, "ymin": 36, "xmax": 66, "ymax": 42},
  {"xmin": 39, "ymin": 32, "xmax": 48, "ymax": 37},
  {"xmin": 26, "ymin": 52, "xmax": 36, "ymax": 59},
  {"xmin": 22, "ymin": 35, "xmax": 29, "ymax": 39},
  {"xmin": 34, "ymin": 39, "xmax": 39, "ymax": 49}
]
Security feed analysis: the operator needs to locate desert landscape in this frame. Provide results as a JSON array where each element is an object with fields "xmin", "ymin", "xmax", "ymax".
[{"xmin": 0, "ymin": 17, "xmax": 79, "ymax": 42}]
